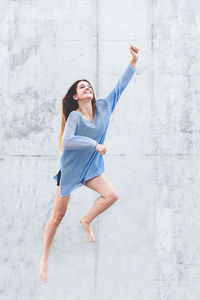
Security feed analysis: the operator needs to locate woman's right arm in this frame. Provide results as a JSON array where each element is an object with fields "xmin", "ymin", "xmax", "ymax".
[{"xmin": 62, "ymin": 112, "xmax": 97, "ymax": 150}]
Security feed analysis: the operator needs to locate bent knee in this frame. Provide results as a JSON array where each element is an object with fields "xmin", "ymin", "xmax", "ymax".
[{"xmin": 106, "ymin": 192, "xmax": 119, "ymax": 202}]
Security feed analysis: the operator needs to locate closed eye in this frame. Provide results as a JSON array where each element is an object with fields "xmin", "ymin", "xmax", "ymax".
[{"xmin": 79, "ymin": 84, "xmax": 92, "ymax": 88}]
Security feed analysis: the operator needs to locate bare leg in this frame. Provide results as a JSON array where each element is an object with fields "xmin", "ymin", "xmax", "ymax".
[
  {"xmin": 40, "ymin": 186, "xmax": 70, "ymax": 283},
  {"xmin": 80, "ymin": 173, "xmax": 119, "ymax": 242}
]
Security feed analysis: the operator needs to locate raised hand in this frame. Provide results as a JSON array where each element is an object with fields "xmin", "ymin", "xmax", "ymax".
[{"xmin": 129, "ymin": 44, "xmax": 139, "ymax": 64}]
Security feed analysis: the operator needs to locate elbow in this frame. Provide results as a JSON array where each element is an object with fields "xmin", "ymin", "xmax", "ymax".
[
  {"xmin": 62, "ymin": 137, "xmax": 70, "ymax": 150},
  {"xmin": 62, "ymin": 143, "xmax": 68, "ymax": 150},
  {"xmin": 62, "ymin": 142, "xmax": 68, "ymax": 150}
]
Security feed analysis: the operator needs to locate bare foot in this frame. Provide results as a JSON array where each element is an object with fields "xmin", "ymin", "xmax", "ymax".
[
  {"xmin": 40, "ymin": 257, "xmax": 48, "ymax": 283},
  {"xmin": 79, "ymin": 216, "xmax": 95, "ymax": 242}
]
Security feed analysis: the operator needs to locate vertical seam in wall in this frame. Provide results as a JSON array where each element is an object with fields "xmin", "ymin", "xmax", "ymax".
[
  {"xmin": 151, "ymin": 0, "xmax": 156, "ymax": 269},
  {"xmin": 96, "ymin": 0, "xmax": 99, "ymax": 98},
  {"xmin": 94, "ymin": 0, "xmax": 99, "ymax": 299}
]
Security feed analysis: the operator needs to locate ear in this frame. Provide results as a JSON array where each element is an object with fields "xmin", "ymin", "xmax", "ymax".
[{"xmin": 73, "ymin": 95, "xmax": 78, "ymax": 100}]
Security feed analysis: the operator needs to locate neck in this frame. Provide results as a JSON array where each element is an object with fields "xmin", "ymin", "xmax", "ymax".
[{"xmin": 77, "ymin": 100, "xmax": 93, "ymax": 116}]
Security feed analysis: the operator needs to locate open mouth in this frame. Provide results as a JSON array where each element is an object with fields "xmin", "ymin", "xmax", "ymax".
[{"xmin": 84, "ymin": 91, "xmax": 92, "ymax": 94}]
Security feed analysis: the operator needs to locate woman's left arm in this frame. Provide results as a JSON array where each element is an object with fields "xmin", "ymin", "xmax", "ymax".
[{"xmin": 103, "ymin": 44, "xmax": 139, "ymax": 115}]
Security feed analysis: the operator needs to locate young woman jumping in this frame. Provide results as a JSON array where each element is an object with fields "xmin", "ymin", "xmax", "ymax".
[{"xmin": 40, "ymin": 44, "xmax": 139, "ymax": 282}]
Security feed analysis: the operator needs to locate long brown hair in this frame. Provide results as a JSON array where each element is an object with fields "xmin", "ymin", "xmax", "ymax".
[{"xmin": 59, "ymin": 79, "xmax": 97, "ymax": 153}]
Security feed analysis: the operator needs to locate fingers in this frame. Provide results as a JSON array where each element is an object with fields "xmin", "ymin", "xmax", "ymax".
[
  {"xmin": 129, "ymin": 44, "xmax": 139, "ymax": 53},
  {"xmin": 100, "ymin": 149, "xmax": 106, "ymax": 155},
  {"xmin": 129, "ymin": 44, "xmax": 139, "ymax": 62},
  {"xmin": 97, "ymin": 145, "xmax": 106, "ymax": 155}
]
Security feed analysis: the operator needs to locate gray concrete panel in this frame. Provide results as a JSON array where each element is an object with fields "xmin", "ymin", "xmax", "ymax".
[{"xmin": 1, "ymin": 0, "xmax": 200, "ymax": 299}]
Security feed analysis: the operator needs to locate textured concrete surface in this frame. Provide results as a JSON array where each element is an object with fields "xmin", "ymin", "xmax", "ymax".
[{"xmin": 1, "ymin": 0, "xmax": 200, "ymax": 299}]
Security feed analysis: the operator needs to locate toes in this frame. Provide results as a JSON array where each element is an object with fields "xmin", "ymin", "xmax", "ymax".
[
  {"xmin": 90, "ymin": 231, "xmax": 95, "ymax": 242},
  {"xmin": 41, "ymin": 273, "xmax": 44, "ymax": 282},
  {"xmin": 43, "ymin": 274, "xmax": 48, "ymax": 282},
  {"xmin": 91, "ymin": 234, "xmax": 95, "ymax": 242},
  {"xmin": 40, "ymin": 269, "xmax": 48, "ymax": 283},
  {"xmin": 87, "ymin": 232, "xmax": 95, "ymax": 242},
  {"xmin": 41, "ymin": 274, "xmax": 45, "ymax": 282},
  {"xmin": 88, "ymin": 234, "xmax": 93, "ymax": 242}
]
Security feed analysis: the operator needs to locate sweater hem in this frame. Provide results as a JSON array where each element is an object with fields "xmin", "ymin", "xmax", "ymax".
[
  {"xmin": 59, "ymin": 168, "xmax": 104, "ymax": 197},
  {"xmin": 59, "ymin": 182, "xmax": 83, "ymax": 197},
  {"xmin": 83, "ymin": 167, "xmax": 105, "ymax": 185}
]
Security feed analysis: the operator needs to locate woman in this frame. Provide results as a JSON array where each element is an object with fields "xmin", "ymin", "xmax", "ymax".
[{"xmin": 40, "ymin": 44, "xmax": 139, "ymax": 282}]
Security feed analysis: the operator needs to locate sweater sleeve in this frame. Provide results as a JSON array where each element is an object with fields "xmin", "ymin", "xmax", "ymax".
[
  {"xmin": 103, "ymin": 63, "xmax": 136, "ymax": 114},
  {"xmin": 62, "ymin": 112, "xmax": 97, "ymax": 150}
]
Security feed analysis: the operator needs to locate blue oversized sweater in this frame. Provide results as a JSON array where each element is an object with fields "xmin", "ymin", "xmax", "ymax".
[{"xmin": 53, "ymin": 63, "xmax": 136, "ymax": 197}]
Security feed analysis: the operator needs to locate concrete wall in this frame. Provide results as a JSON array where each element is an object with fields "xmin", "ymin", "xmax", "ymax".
[{"xmin": 1, "ymin": 0, "xmax": 200, "ymax": 299}]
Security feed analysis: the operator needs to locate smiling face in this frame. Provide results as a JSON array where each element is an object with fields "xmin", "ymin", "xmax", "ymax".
[{"xmin": 73, "ymin": 81, "xmax": 93, "ymax": 102}]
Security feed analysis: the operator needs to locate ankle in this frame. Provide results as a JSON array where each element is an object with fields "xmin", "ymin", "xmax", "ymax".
[{"xmin": 80, "ymin": 215, "xmax": 90, "ymax": 225}]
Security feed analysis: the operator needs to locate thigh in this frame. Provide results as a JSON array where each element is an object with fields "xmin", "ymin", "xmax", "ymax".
[
  {"xmin": 52, "ymin": 186, "xmax": 71, "ymax": 216},
  {"xmin": 84, "ymin": 173, "xmax": 119, "ymax": 198}
]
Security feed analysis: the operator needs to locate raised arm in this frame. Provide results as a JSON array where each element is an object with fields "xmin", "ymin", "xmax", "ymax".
[
  {"xmin": 103, "ymin": 63, "xmax": 136, "ymax": 114},
  {"xmin": 62, "ymin": 112, "xmax": 97, "ymax": 150},
  {"xmin": 103, "ymin": 44, "xmax": 139, "ymax": 115}
]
